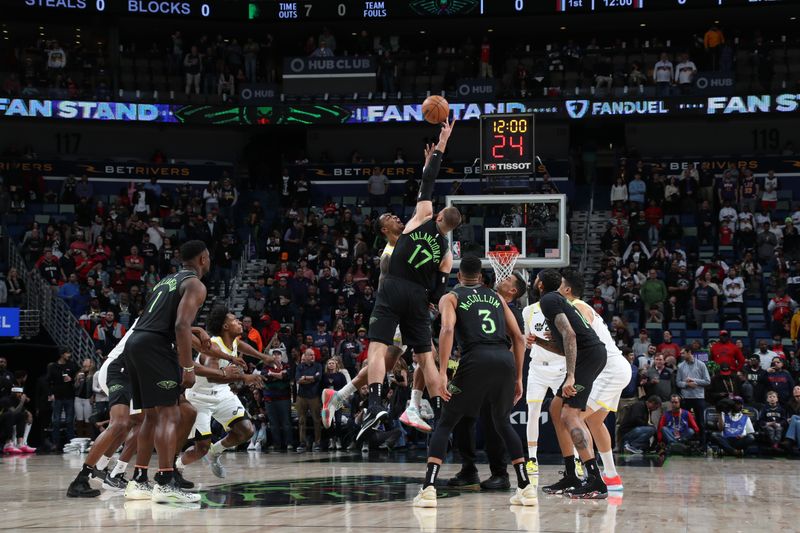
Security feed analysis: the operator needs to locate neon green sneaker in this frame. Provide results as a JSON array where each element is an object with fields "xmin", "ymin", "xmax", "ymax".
[{"xmin": 525, "ymin": 459, "xmax": 539, "ymax": 476}]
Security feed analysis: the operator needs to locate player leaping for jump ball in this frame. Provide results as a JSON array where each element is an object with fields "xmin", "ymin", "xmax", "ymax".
[
  {"xmin": 357, "ymin": 119, "xmax": 462, "ymax": 441},
  {"xmin": 322, "ymin": 210, "xmax": 434, "ymax": 433}
]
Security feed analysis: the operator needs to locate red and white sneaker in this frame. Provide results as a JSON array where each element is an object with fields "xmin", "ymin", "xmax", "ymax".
[
  {"xmin": 399, "ymin": 406, "xmax": 432, "ymax": 433},
  {"xmin": 3, "ymin": 444, "xmax": 22, "ymax": 454},
  {"xmin": 602, "ymin": 474, "xmax": 623, "ymax": 491},
  {"xmin": 321, "ymin": 388, "xmax": 338, "ymax": 429},
  {"xmin": 17, "ymin": 445, "xmax": 37, "ymax": 454}
]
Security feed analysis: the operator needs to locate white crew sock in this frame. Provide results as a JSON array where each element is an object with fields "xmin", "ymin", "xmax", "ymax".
[
  {"xmin": 175, "ymin": 457, "xmax": 186, "ymax": 471},
  {"xmin": 337, "ymin": 382, "xmax": 357, "ymax": 405},
  {"xmin": 110, "ymin": 460, "xmax": 128, "ymax": 477},
  {"xmin": 22, "ymin": 423, "xmax": 32, "ymax": 446},
  {"xmin": 528, "ymin": 445, "xmax": 538, "ymax": 462},
  {"xmin": 209, "ymin": 440, "xmax": 227, "ymax": 456},
  {"xmin": 599, "ymin": 450, "xmax": 617, "ymax": 477},
  {"xmin": 410, "ymin": 389, "xmax": 423, "ymax": 409},
  {"xmin": 96, "ymin": 455, "xmax": 111, "ymax": 470}
]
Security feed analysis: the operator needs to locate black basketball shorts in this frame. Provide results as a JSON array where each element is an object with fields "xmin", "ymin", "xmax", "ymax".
[
  {"xmin": 556, "ymin": 344, "xmax": 607, "ymax": 411},
  {"xmin": 446, "ymin": 348, "xmax": 516, "ymax": 418},
  {"xmin": 124, "ymin": 331, "xmax": 182, "ymax": 410},
  {"xmin": 368, "ymin": 275, "xmax": 432, "ymax": 354},
  {"xmin": 106, "ymin": 356, "xmax": 131, "ymax": 409}
]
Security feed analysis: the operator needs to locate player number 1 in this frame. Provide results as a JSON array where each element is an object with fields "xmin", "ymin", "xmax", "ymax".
[
  {"xmin": 148, "ymin": 289, "xmax": 164, "ymax": 313},
  {"xmin": 478, "ymin": 310, "xmax": 496, "ymax": 334}
]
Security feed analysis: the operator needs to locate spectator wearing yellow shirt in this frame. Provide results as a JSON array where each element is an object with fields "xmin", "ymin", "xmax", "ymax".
[{"xmin": 790, "ymin": 307, "xmax": 800, "ymax": 343}]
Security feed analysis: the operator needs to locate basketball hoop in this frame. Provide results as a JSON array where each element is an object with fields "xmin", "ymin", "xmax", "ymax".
[{"xmin": 487, "ymin": 247, "xmax": 520, "ymax": 284}]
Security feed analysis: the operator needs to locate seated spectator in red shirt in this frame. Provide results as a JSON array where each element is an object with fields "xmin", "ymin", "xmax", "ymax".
[
  {"xmin": 657, "ymin": 395, "xmax": 700, "ymax": 446},
  {"xmin": 719, "ymin": 221, "xmax": 734, "ymax": 246},
  {"xmin": 657, "ymin": 330, "xmax": 681, "ymax": 360},
  {"xmin": 124, "ymin": 245, "xmax": 144, "ymax": 286},
  {"xmin": 274, "ymin": 262, "xmax": 294, "ymax": 282},
  {"xmin": 710, "ymin": 330, "xmax": 745, "ymax": 371}
]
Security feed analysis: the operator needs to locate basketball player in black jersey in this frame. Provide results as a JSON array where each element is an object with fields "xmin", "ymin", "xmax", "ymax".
[
  {"xmin": 124, "ymin": 240, "xmax": 211, "ymax": 504},
  {"xmin": 535, "ymin": 268, "xmax": 608, "ymax": 499},
  {"xmin": 412, "ymin": 255, "xmax": 534, "ymax": 507},
  {"xmin": 448, "ymin": 272, "xmax": 527, "ymax": 490},
  {"xmin": 360, "ymin": 119, "xmax": 462, "ymax": 439}
]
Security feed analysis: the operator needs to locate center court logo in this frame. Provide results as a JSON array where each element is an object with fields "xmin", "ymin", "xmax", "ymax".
[
  {"xmin": 197, "ymin": 476, "xmax": 462, "ymax": 508},
  {"xmin": 565, "ymin": 100, "xmax": 590, "ymax": 119}
]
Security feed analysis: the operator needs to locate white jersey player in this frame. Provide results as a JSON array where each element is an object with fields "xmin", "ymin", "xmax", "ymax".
[
  {"xmin": 521, "ymin": 300, "xmax": 567, "ymax": 475},
  {"xmin": 560, "ymin": 269, "xmax": 630, "ymax": 491},
  {"xmin": 178, "ymin": 307, "xmax": 263, "ymax": 479}
]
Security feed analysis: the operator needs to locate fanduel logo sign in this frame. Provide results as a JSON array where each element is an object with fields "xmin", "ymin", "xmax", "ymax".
[
  {"xmin": 566, "ymin": 99, "xmax": 668, "ymax": 118},
  {"xmin": 565, "ymin": 100, "xmax": 589, "ymax": 119}
]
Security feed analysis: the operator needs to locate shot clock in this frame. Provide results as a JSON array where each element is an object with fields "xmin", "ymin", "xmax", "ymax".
[{"xmin": 480, "ymin": 113, "xmax": 535, "ymax": 177}]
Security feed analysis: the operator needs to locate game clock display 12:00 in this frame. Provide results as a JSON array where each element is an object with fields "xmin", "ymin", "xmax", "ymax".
[{"xmin": 480, "ymin": 113, "xmax": 535, "ymax": 177}]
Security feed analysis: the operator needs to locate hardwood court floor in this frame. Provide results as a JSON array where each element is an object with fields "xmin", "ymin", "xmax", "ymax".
[{"xmin": 1, "ymin": 451, "xmax": 797, "ymax": 532}]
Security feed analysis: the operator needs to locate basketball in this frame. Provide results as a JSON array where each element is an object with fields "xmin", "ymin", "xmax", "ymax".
[{"xmin": 422, "ymin": 95, "xmax": 449, "ymax": 124}]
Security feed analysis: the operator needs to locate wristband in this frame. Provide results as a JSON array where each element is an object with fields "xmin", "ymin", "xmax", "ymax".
[
  {"xmin": 183, "ymin": 366, "xmax": 195, "ymax": 372},
  {"xmin": 221, "ymin": 366, "xmax": 227, "ymax": 378}
]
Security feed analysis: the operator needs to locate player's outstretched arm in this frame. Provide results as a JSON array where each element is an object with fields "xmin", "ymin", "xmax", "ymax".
[
  {"xmin": 501, "ymin": 298, "xmax": 525, "ymax": 404},
  {"xmin": 176, "ymin": 277, "xmax": 207, "ymax": 389},
  {"xmin": 404, "ymin": 119, "xmax": 456, "ymax": 234},
  {"xmin": 437, "ymin": 292, "xmax": 458, "ymax": 390},
  {"xmin": 237, "ymin": 340, "xmax": 275, "ymax": 366},
  {"xmin": 553, "ymin": 312, "xmax": 578, "ymax": 397}
]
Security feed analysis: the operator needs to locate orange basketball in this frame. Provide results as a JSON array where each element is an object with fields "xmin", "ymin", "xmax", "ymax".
[{"xmin": 422, "ymin": 95, "xmax": 449, "ymax": 124}]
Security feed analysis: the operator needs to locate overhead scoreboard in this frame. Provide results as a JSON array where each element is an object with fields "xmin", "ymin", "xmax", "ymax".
[{"xmin": 10, "ymin": 0, "xmax": 790, "ymax": 21}]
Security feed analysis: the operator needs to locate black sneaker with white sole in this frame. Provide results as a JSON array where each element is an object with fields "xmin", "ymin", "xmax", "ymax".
[
  {"xmin": 541, "ymin": 472, "xmax": 582, "ymax": 495},
  {"xmin": 566, "ymin": 475, "xmax": 608, "ymax": 499},
  {"xmin": 102, "ymin": 473, "xmax": 129, "ymax": 491},
  {"xmin": 87, "ymin": 467, "xmax": 108, "ymax": 489},
  {"xmin": 174, "ymin": 469, "xmax": 195, "ymax": 489},
  {"xmin": 67, "ymin": 476, "xmax": 101, "ymax": 498},
  {"xmin": 356, "ymin": 405, "xmax": 388, "ymax": 441}
]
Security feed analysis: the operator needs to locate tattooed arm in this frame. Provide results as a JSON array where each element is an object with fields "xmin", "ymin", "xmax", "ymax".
[{"xmin": 553, "ymin": 312, "xmax": 578, "ymax": 398}]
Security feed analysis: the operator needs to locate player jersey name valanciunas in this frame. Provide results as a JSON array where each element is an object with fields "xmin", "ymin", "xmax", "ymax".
[
  {"xmin": 388, "ymin": 218, "xmax": 447, "ymax": 291},
  {"xmin": 452, "ymin": 284, "xmax": 509, "ymax": 354},
  {"xmin": 192, "ymin": 336, "xmax": 236, "ymax": 396},
  {"xmin": 132, "ymin": 270, "xmax": 197, "ymax": 340}
]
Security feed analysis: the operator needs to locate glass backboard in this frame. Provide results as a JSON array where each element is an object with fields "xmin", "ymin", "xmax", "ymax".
[{"xmin": 446, "ymin": 194, "xmax": 570, "ymax": 270}]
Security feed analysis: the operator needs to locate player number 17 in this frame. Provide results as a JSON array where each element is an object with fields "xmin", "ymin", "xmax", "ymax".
[{"xmin": 407, "ymin": 244, "xmax": 433, "ymax": 269}]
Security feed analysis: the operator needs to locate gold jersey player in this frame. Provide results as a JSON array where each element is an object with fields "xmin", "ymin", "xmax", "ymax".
[
  {"xmin": 412, "ymin": 255, "xmax": 534, "ymax": 508},
  {"xmin": 358, "ymin": 119, "xmax": 462, "ymax": 440},
  {"xmin": 322, "ymin": 212, "xmax": 432, "ymax": 433}
]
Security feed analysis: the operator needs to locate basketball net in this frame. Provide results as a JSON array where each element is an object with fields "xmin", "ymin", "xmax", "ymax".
[{"xmin": 487, "ymin": 244, "xmax": 520, "ymax": 284}]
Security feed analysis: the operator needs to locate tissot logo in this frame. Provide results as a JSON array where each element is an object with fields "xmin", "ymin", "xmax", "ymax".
[{"xmin": 565, "ymin": 100, "xmax": 590, "ymax": 119}]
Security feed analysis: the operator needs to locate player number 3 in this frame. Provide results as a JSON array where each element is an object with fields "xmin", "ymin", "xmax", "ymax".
[{"xmin": 478, "ymin": 309, "xmax": 496, "ymax": 334}]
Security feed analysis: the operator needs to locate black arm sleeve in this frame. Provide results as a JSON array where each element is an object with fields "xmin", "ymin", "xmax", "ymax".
[
  {"xmin": 418, "ymin": 150, "xmax": 443, "ymax": 202},
  {"xmin": 429, "ymin": 272, "xmax": 449, "ymax": 304}
]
